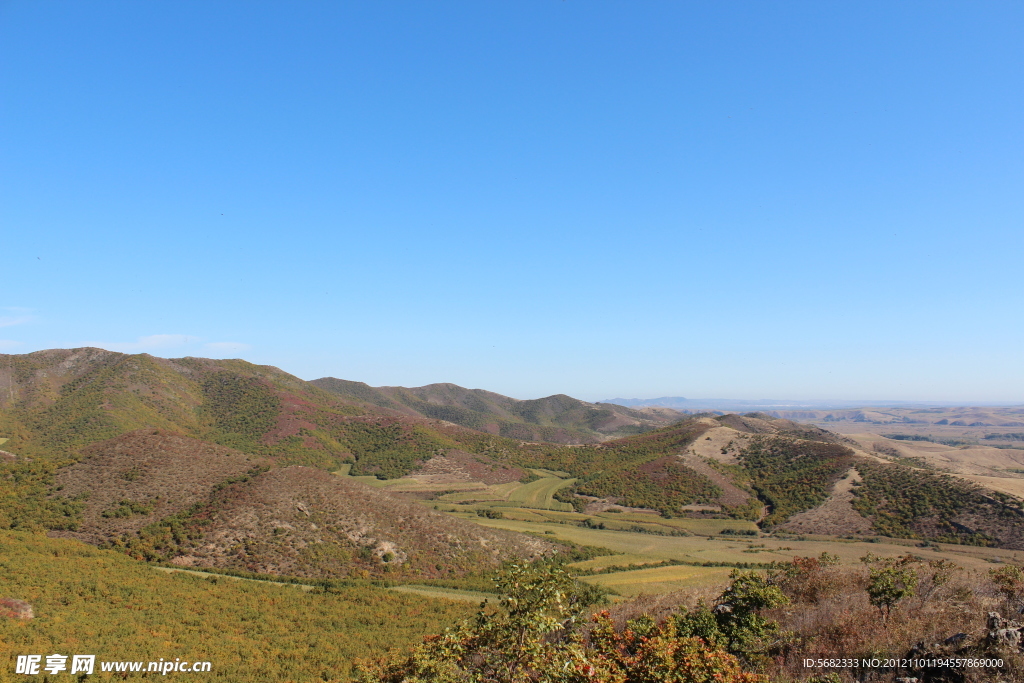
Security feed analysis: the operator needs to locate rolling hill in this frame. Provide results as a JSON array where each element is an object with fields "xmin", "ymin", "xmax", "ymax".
[
  {"xmin": 50, "ymin": 430, "xmax": 557, "ymax": 579},
  {"xmin": 6, "ymin": 347, "xmax": 1024, "ymax": 570},
  {"xmin": 311, "ymin": 377, "xmax": 683, "ymax": 443}
]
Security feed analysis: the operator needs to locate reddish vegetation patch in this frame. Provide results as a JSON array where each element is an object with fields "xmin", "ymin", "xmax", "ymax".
[
  {"xmin": 262, "ymin": 390, "xmax": 322, "ymax": 444},
  {"xmin": 52, "ymin": 430, "xmax": 265, "ymax": 545},
  {"xmin": 0, "ymin": 598, "xmax": 33, "ymax": 620},
  {"xmin": 636, "ymin": 456, "xmax": 686, "ymax": 478}
]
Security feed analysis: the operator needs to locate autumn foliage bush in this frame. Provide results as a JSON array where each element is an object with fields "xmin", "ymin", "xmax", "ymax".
[{"xmin": 355, "ymin": 563, "xmax": 766, "ymax": 683}]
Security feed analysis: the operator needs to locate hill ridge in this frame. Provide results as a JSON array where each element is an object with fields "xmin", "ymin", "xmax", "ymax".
[{"xmin": 311, "ymin": 377, "xmax": 684, "ymax": 443}]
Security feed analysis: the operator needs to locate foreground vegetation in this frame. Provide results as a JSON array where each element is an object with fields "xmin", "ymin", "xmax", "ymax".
[
  {"xmin": 359, "ymin": 553, "xmax": 1024, "ymax": 683},
  {"xmin": 356, "ymin": 562, "xmax": 767, "ymax": 683},
  {"xmin": 0, "ymin": 532, "xmax": 475, "ymax": 681}
]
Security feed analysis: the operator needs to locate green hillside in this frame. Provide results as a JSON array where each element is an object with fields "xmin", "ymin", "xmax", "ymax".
[
  {"xmin": 0, "ymin": 349, "xmax": 528, "ymax": 478},
  {"xmin": 0, "ymin": 350, "xmax": 567, "ymax": 578}
]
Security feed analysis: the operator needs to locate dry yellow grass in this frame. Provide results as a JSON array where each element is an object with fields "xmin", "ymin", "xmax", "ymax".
[
  {"xmin": 846, "ymin": 432, "xmax": 1024, "ymax": 476},
  {"xmin": 959, "ymin": 474, "xmax": 1024, "ymax": 498},
  {"xmin": 388, "ymin": 585, "xmax": 496, "ymax": 603},
  {"xmin": 683, "ymin": 424, "xmax": 750, "ymax": 464}
]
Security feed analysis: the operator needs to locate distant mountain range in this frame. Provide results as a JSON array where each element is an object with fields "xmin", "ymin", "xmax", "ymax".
[
  {"xmin": 311, "ymin": 378, "xmax": 684, "ymax": 443},
  {"xmin": 603, "ymin": 397, "xmax": 1023, "ymax": 411}
]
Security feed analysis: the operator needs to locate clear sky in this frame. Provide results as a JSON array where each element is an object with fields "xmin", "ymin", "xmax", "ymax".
[{"xmin": 2, "ymin": 1, "xmax": 1022, "ymax": 402}]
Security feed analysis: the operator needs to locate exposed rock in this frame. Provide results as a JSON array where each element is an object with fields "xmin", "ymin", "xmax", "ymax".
[{"xmin": 942, "ymin": 633, "xmax": 968, "ymax": 647}]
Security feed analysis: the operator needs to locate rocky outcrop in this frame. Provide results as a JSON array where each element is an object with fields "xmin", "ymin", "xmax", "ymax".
[
  {"xmin": 986, "ymin": 611, "xmax": 1024, "ymax": 649},
  {"xmin": 893, "ymin": 610, "xmax": 1023, "ymax": 682}
]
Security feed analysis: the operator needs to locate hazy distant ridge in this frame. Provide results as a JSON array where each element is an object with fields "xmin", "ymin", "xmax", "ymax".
[{"xmin": 603, "ymin": 397, "xmax": 1023, "ymax": 411}]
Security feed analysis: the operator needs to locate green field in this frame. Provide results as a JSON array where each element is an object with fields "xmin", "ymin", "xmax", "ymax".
[
  {"xmin": 438, "ymin": 488, "xmax": 505, "ymax": 502},
  {"xmin": 506, "ymin": 476, "xmax": 576, "ymax": 510},
  {"xmin": 333, "ymin": 463, "xmax": 395, "ymax": 487},
  {"xmin": 582, "ymin": 565, "xmax": 736, "ymax": 596},
  {"xmin": 528, "ymin": 468, "xmax": 572, "ymax": 478}
]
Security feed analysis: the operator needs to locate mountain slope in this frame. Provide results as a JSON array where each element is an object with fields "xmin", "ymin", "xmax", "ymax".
[
  {"xmin": 311, "ymin": 377, "xmax": 683, "ymax": 443},
  {"xmin": 0, "ymin": 348, "xmax": 536, "ymax": 478}
]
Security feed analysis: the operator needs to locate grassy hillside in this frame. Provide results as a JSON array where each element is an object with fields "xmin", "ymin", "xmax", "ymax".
[
  {"xmin": 0, "ymin": 531, "xmax": 474, "ymax": 681},
  {"xmin": 0, "ymin": 349, "xmax": 569, "ymax": 503},
  {"xmin": 737, "ymin": 435, "xmax": 855, "ymax": 526},
  {"xmin": 42, "ymin": 430, "xmax": 559, "ymax": 579},
  {"xmin": 0, "ymin": 349, "xmax": 516, "ymax": 477},
  {"xmin": 851, "ymin": 461, "xmax": 1024, "ymax": 546},
  {"xmin": 0, "ymin": 349, "xmax": 575, "ymax": 579}
]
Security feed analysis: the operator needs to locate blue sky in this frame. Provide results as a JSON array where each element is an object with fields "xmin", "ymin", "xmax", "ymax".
[{"xmin": 2, "ymin": 1, "xmax": 1022, "ymax": 402}]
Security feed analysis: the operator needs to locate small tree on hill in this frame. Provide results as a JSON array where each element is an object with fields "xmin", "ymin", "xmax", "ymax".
[{"xmin": 862, "ymin": 554, "xmax": 919, "ymax": 622}]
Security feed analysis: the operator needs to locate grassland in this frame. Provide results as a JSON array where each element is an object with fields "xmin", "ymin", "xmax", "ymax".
[
  {"xmin": 582, "ymin": 565, "xmax": 736, "ymax": 596},
  {"xmin": 336, "ymin": 467, "xmax": 578, "ymax": 511},
  {"xmin": 424, "ymin": 486, "xmax": 1024, "ymax": 597}
]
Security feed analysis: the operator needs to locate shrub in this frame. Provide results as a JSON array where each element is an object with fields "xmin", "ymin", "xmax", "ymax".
[
  {"xmin": 674, "ymin": 570, "xmax": 789, "ymax": 665},
  {"xmin": 990, "ymin": 564, "xmax": 1024, "ymax": 611}
]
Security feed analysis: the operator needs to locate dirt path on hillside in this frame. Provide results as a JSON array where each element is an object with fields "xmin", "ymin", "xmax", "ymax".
[
  {"xmin": 778, "ymin": 468, "xmax": 873, "ymax": 536},
  {"xmin": 675, "ymin": 454, "xmax": 751, "ymax": 507},
  {"xmin": 152, "ymin": 567, "xmax": 317, "ymax": 591}
]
